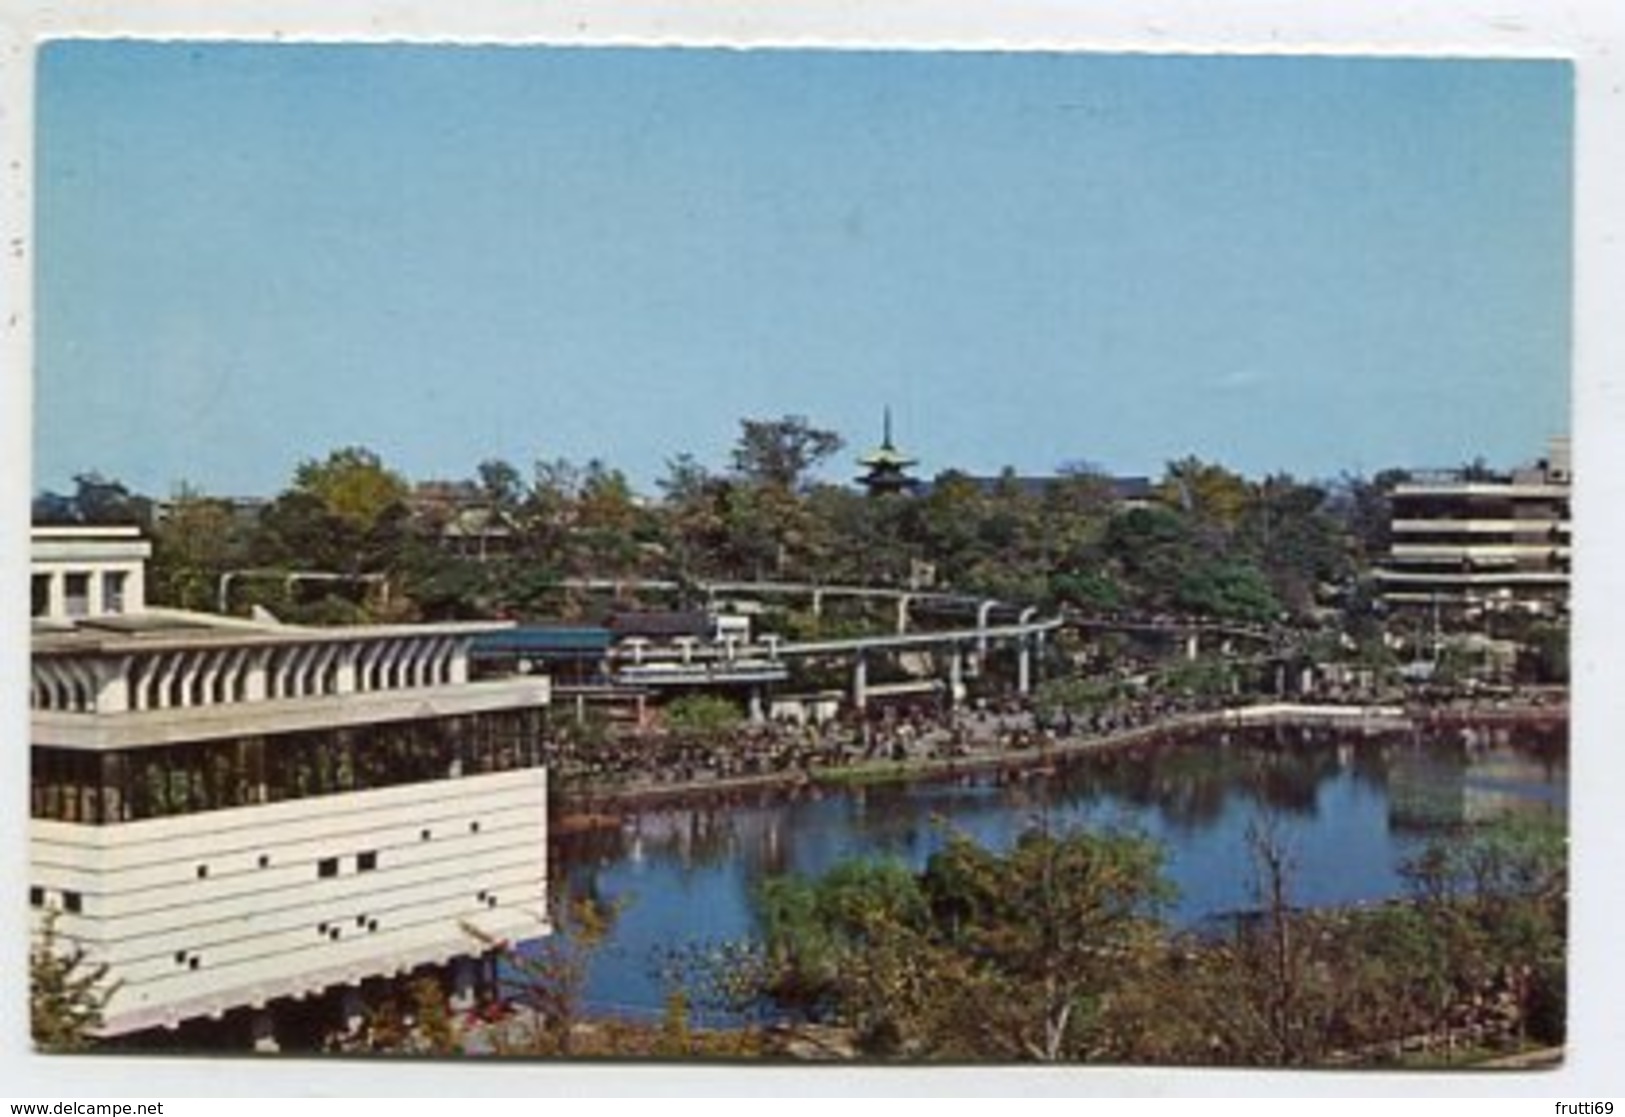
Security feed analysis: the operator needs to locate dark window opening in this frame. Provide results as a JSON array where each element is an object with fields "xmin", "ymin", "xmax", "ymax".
[
  {"xmin": 317, "ymin": 857, "xmax": 338, "ymax": 879},
  {"xmin": 328, "ymin": 928, "xmax": 340, "ymax": 941},
  {"xmin": 318, "ymin": 922, "xmax": 328, "ymax": 934},
  {"xmin": 63, "ymin": 890, "xmax": 82, "ymax": 914},
  {"xmin": 29, "ymin": 886, "xmax": 44, "ymax": 908},
  {"xmin": 357, "ymin": 851, "xmax": 378, "ymax": 872},
  {"xmin": 32, "ymin": 708, "xmax": 549, "ymax": 825},
  {"xmin": 175, "ymin": 951, "xmax": 186, "ymax": 965},
  {"xmin": 188, "ymin": 957, "xmax": 200, "ymax": 971},
  {"xmin": 258, "ymin": 854, "xmax": 271, "ymax": 869},
  {"xmin": 486, "ymin": 895, "xmax": 497, "ymax": 908},
  {"xmin": 31, "ymin": 575, "xmax": 50, "ymax": 618},
  {"xmin": 196, "ymin": 864, "xmax": 208, "ymax": 879},
  {"xmin": 469, "ymin": 821, "xmax": 480, "ymax": 834},
  {"xmin": 355, "ymin": 915, "xmax": 366, "ymax": 928},
  {"xmin": 367, "ymin": 920, "xmax": 379, "ymax": 933},
  {"xmin": 420, "ymin": 829, "xmax": 432, "ymax": 841}
]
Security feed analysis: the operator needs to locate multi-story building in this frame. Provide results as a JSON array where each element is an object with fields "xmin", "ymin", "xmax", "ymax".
[
  {"xmin": 29, "ymin": 526, "xmax": 552, "ymax": 1048},
  {"xmin": 1377, "ymin": 437, "xmax": 1571, "ymax": 618}
]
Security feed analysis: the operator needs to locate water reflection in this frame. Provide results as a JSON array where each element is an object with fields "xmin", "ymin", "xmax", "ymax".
[{"xmin": 550, "ymin": 723, "xmax": 1566, "ymax": 1019}]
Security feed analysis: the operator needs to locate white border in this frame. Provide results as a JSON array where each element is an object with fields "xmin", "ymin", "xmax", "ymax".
[{"xmin": 4, "ymin": 0, "xmax": 1621, "ymax": 1098}]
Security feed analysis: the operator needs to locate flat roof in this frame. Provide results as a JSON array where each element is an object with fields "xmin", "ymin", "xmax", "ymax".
[
  {"xmin": 33, "ymin": 608, "xmax": 513, "ymax": 657},
  {"xmin": 472, "ymin": 626, "xmax": 614, "ymax": 653}
]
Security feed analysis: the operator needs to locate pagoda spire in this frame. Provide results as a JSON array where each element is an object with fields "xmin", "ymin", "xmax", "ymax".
[{"xmin": 856, "ymin": 407, "xmax": 921, "ymax": 496}]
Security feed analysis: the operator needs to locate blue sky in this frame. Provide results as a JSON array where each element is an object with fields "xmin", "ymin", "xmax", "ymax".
[{"xmin": 34, "ymin": 44, "xmax": 1573, "ymax": 497}]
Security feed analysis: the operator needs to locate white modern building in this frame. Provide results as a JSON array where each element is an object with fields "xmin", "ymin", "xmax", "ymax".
[
  {"xmin": 29, "ymin": 526, "xmax": 552, "ymax": 1047},
  {"xmin": 1377, "ymin": 437, "xmax": 1571, "ymax": 618}
]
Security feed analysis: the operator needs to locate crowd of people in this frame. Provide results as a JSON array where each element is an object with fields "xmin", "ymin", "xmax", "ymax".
[
  {"xmin": 536, "ymin": 648, "xmax": 1567, "ymax": 801},
  {"xmin": 542, "ymin": 678, "xmax": 1272, "ymax": 798}
]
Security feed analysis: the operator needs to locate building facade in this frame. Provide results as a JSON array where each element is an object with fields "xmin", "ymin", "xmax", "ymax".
[
  {"xmin": 29, "ymin": 527, "xmax": 552, "ymax": 1046},
  {"xmin": 1377, "ymin": 438, "xmax": 1571, "ymax": 617}
]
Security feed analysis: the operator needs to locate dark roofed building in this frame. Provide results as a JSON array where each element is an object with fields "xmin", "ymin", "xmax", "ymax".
[{"xmin": 606, "ymin": 611, "xmax": 712, "ymax": 640}]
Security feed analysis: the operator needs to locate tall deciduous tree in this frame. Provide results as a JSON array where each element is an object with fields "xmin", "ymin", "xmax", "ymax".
[
  {"xmin": 291, "ymin": 446, "xmax": 410, "ymax": 532},
  {"xmin": 149, "ymin": 484, "xmax": 250, "ymax": 611},
  {"xmin": 730, "ymin": 415, "xmax": 844, "ymax": 492},
  {"xmin": 756, "ymin": 827, "xmax": 1171, "ymax": 1060}
]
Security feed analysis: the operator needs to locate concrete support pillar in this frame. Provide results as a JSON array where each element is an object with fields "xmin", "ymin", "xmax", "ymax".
[
  {"xmin": 575, "ymin": 692, "xmax": 587, "ymax": 726},
  {"xmin": 853, "ymin": 654, "xmax": 868, "ymax": 713},
  {"xmin": 335, "ymin": 646, "xmax": 358, "ymax": 695},
  {"xmin": 244, "ymin": 650, "xmax": 269, "ymax": 701},
  {"xmin": 1274, "ymin": 663, "xmax": 1287, "ymax": 696},
  {"xmin": 948, "ymin": 650, "xmax": 964, "ymax": 706},
  {"xmin": 251, "ymin": 1009, "xmax": 279, "ymax": 1054},
  {"xmin": 635, "ymin": 693, "xmax": 648, "ymax": 730},
  {"xmin": 811, "ymin": 590, "xmax": 823, "ymax": 619},
  {"xmin": 448, "ymin": 642, "xmax": 470, "ymax": 685},
  {"xmin": 1185, "ymin": 633, "xmax": 1200, "ymax": 661},
  {"xmin": 977, "ymin": 600, "xmax": 995, "ymax": 657},
  {"xmin": 1017, "ymin": 641, "xmax": 1032, "ymax": 696},
  {"xmin": 748, "ymin": 688, "xmax": 765, "ymax": 725},
  {"xmin": 47, "ymin": 571, "xmax": 65, "ymax": 619},
  {"xmin": 895, "ymin": 595, "xmax": 911, "ymax": 635},
  {"xmin": 126, "ymin": 563, "xmax": 147, "ymax": 613},
  {"xmin": 93, "ymin": 657, "xmax": 131, "ymax": 714},
  {"xmin": 87, "ymin": 571, "xmax": 106, "ymax": 617}
]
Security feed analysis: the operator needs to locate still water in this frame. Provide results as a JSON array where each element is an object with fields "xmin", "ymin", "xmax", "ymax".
[{"xmin": 547, "ymin": 723, "xmax": 1567, "ymax": 1020}]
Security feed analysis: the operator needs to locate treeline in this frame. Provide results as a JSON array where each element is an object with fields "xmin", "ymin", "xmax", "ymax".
[
  {"xmin": 746, "ymin": 818, "xmax": 1565, "ymax": 1064},
  {"xmin": 650, "ymin": 817, "xmax": 1565, "ymax": 1065},
  {"xmin": 37, "ymin": 416, "xmax": 1399, "ymax": 630},
  {"xmin": 333, "ymin": 815, "xmax": 1563, "ymax": 1065}
]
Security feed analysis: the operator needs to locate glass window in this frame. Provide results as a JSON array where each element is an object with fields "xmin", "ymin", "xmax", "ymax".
[
  {"xmin": 63, "ymin": 573, "xmax": 90, "ymax": 618},
  {"xmin": 102, "ymin": 571, "xmax": 127, "ymax": 614}
]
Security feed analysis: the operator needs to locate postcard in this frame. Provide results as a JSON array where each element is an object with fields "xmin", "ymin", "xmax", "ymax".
[{"xmin": 7, "ymin": 5, "xmax": 1619, "ymax": 1099}]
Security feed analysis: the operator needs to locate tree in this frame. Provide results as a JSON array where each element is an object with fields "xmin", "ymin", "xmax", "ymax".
[
  {"xmin": 292, "ymin": 446, "xmax": 410, "ymax": 532},
  {"xmin": 730, "ymin": 415, "xmax": 844, "ymax": 492},
  {"xmin": 476, "ymin": 458, "xmax": 524, "ymax": 514},
  {"xmin": 755, "ymin": 826, "xmax": 1172, "ymax": 1060},
  {"xmin": 574, "ymin": 459, "xmax": 647, "ymax": 573},
  {"xmin": 921, "ymin": 826, "xmax": 1172, "ymax": 1060},
  {"xmin": 31, "ymin": 908, "xmax": 119, "ymax": 1052},
  {"xmin": 664, "ymin": 694, "xmax": 745, "ymax": 739},
  {"xmin": 33, "ymin": 473, "xmax": 152, "ymax": 527},
  {"xmin": 472, "ymin": 894, "xmax": 621, "ymax": 1056},
  {"xmin": 252, "ymin": 447, "xmax": 413, "ymax": 594},
  {"xmin": 1157, "ymin": 457, "xmax": 1251, "ymax": 538},
  {"xmin": 149, "ymin": 484, "xmax": 250, "ymax": 611}
]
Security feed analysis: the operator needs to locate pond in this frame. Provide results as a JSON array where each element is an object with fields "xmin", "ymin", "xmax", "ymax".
[{"xmin": 544, "ymin": 721, "xmax": 1567, "ymax": 1021}]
